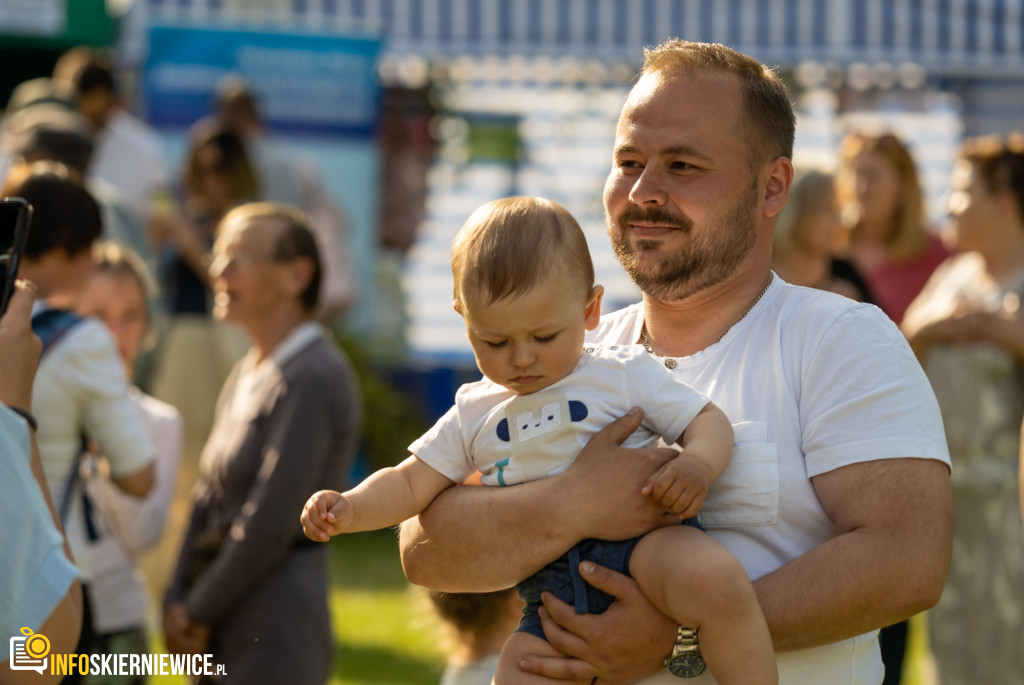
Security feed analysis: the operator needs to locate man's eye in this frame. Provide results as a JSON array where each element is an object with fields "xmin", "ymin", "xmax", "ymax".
[
  {"xmin": 485, "ymin": 340, "xmax": 507, "ymax": 349},
  {"xmin": 535, "ymin": 333, "xmax": 558, "ymax": 343},
  {"xmin": 618, "ymin": 160, "xmax": 642, "ymax": 169}
]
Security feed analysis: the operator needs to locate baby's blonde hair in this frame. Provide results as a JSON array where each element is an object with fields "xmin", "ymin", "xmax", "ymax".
[{"xmin": 451, "ymin": 196, "xmax": 594, "ymax": 306}]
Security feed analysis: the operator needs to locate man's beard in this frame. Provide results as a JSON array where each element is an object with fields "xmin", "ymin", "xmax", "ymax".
[{"xmin": 608, "ymin": 188, "xmax": 759, "ymax": 302}]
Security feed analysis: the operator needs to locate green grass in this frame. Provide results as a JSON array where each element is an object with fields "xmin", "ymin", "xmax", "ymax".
[
  {"xmin": 148, "ymin": 529, "xmax": 446, "ymax": 685},
  {"xmin": 328, "ymin": 530, "xmax": 446, "ymax": 684},
  {"xmin": 902, "ymin": 613, "xmax": 936, "ymax": 685}
]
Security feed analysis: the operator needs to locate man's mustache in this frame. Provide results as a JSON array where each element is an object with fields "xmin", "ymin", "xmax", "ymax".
[{"xmin": 618, "ymin": 207, "xmax": 692, "ymax": 233}]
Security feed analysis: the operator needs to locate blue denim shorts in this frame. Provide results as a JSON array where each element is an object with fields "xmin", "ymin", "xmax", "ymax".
[{"xmin": 515, "ymin": 518, "xmax": 703, "ymax": 640}]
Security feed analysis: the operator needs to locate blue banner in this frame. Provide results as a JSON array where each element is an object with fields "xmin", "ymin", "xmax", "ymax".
[{"xmin": 144, "ymin": 25, "xmax": 381, "ymax": 137}]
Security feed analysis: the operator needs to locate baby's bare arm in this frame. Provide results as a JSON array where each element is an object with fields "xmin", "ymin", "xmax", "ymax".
[
  {"xmin": 677, "ymin": 402, "xmax": 734, "ymax": 479},
  {"xmin": 645, "ymin": 403, "xmax": 734, "ymax": 517},
  {"xmin": 301, "ymin": 456, "xmax": 454, "ymax": 539}
]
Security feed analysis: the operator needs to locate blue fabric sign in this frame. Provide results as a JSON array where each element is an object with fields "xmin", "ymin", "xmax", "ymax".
[{"xmin": 144, "ymin": 24, "xmax": 381, "ymax": 137}]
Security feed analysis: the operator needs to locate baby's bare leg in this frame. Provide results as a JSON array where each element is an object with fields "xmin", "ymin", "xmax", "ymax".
[
  {"xmin": 494, "ymin": 630, "xmax": 592, "ymax": 685},
  {"xmin": 630, "ymin": 526, "xmax": 778, "ymax": 685}
]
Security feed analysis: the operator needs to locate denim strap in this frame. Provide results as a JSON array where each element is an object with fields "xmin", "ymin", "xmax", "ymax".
[{"xmin": 568, "ymin": 546, "xmax": 590, "ymax": 614}]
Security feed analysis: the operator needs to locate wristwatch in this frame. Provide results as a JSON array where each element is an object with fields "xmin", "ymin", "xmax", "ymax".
[{"xmin": 665, "ymin": 626, "xmax": 707, "ymax": 678}]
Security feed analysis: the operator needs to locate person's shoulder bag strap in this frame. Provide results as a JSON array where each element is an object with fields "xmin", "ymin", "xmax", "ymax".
[{"xmin": 31, "ymin": 309, "xmax": 91, "ymax": 528}]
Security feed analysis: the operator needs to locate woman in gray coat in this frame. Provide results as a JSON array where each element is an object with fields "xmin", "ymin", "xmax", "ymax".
[{"xmin": 163, "ymin": 202, "xmax": 361, "ymax": 684}]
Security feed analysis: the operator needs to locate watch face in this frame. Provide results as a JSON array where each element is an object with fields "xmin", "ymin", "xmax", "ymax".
[{"xmin": 667, "ymin": 652, "xmax": 707, "ymax": 678}]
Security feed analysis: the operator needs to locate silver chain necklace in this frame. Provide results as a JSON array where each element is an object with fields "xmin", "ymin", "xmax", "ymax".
[{"xmin": 640, "ymin": 280, "xmax": 771, "ymax": 355}]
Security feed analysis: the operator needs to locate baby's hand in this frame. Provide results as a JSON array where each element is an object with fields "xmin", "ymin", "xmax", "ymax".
[
  {"xmin": 641, "ymin": 456, "xmax": 711, "ymax": 519},
  {"xmin": 300, "ymin": 490, "xmax": 353, "ymax": 541}
]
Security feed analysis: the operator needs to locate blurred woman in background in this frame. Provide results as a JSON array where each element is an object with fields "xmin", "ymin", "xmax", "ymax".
[
  {"xmin": 902, "ymin": 134, "xmax": 1024, "ymax": 685},
  {"xmin": 163, "ymin": 203, "xmax": 361, "ymax": 684},
  {"xmin": 77, "ymin": 243, "xmax": 183, "ymax": 683},
  {"xmin": 771, "ymin": 167, "xmax": 873, "ymax": 302},
  {"xmin": 156, "ymin": 125, "xmax": 258, "ymax": 317},
  {"xmin": 148, "ymin": 125, "xmax": 256, "ymax": 454},
  {"xmin": 836, "ymin": 132, "xmax": 951, "ymax": 324}
]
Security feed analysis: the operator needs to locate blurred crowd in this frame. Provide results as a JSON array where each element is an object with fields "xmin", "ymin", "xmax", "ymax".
[
  {"xmin": 772, "ymin": 131, "xmax": 1024, "ymax": 685},
  {"xmin": 1, "ymin": 43, "xmax": 1022, "ymax": 685},
  {"xmin": 0, "ymin": 45, "xmax": 363, "ymax": 685}
]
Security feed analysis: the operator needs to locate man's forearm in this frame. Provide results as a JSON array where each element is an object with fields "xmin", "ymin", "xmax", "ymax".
[
  {"xmin": 400, "ymin": 410, "xmax": 682, "ymax": 592},
  {"xmin": 757, "ymin": 459, "xmax": 951, "ymax": 651},
  {"xmin": 754, "ymin": 530, "xmax": 942, "ymax": 651},
  {"xmin": 400, "ymin": 477, "xmax": 577, "ymax": 592}
]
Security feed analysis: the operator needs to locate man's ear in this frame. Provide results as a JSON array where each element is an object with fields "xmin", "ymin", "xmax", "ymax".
[
  {"xmin": 584, "ymin": 285, "xmax": 604, "ymax": 330},
  {"xmin": 762, "ymin": 156, "xmax": 794, "ymax": 219}
]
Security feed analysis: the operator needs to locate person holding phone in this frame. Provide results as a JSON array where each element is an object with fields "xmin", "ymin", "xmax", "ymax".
[
  {"xmin": 2, "ymin": 161, "xmax": 155, "ymax": 675},
  {"xmin": 1, "ymin": 281, "xmax": 84, "ymax": 684}
]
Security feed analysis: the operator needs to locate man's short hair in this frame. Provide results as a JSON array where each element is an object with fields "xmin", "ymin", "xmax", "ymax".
[
  {"xmin": 222, "ymin": 202, "xmax": 323, "ymax": 313},
  {"xmin": 451, "ymin": 196, "xmax": 595, "ymax": 306},
  {"xmin": 0, "ymin": 161, "xmax": 102, "ymax": 260},
  {"xmin": 53, "ymin": 46, "xmax": 117, "ymax": 98},
  {"xmin": 638, "ymin": 39, "xmax": 795, "ymax": 168}
]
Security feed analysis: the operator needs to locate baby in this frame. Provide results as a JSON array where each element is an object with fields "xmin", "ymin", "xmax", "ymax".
[{"xmin": 301, "ymin": 197, "xmax": 776, "ymax": 684}]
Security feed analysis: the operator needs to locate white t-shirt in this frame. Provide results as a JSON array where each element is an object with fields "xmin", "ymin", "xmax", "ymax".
[
  {"xmin": 88, "ymin": 109, "xmax": 169, "ymax": 218},
  {"xmin": 410, "ymin": 345, "xmax": 710, "ymax": 487},
  {"xmin": 439, "ymin": 655, "xmax": 501, "ymax": 685},
  {"xmin": 32, "ymin": 315, "xmax": 155, "ymax": 583},
  {"xmin": 588, "ymin": 275, "xmax": 949, "ymax": 685}
]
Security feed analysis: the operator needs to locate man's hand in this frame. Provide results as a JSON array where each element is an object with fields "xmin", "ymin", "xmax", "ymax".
[
  {"xmin": 300, "ymin": 489, "xmax": 351, "ymax": 541},
  {"xmin": 522, "ymin": 561, "xmax": 677, "ymax": 684},
  {"xmin": 401, "ymin": 408, "xmax": 682, "ymax": 592},
  {"xmin": 563, "ymin": 408, "xmax": 682, "ymax": 542},
  {"xmin": 0, "ymin": 282, "xmax": 41, "ymax": 412}
]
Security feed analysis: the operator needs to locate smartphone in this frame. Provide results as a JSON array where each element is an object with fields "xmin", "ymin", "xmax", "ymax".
[{"xmin": 0, "ymin": 197, "xmax": 33, "ymax": 316}]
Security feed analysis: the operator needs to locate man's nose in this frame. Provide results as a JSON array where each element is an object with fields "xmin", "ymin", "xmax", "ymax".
[{"xmin": 628, "ymin": 166, "xmax": 668, "ymax": 206}]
